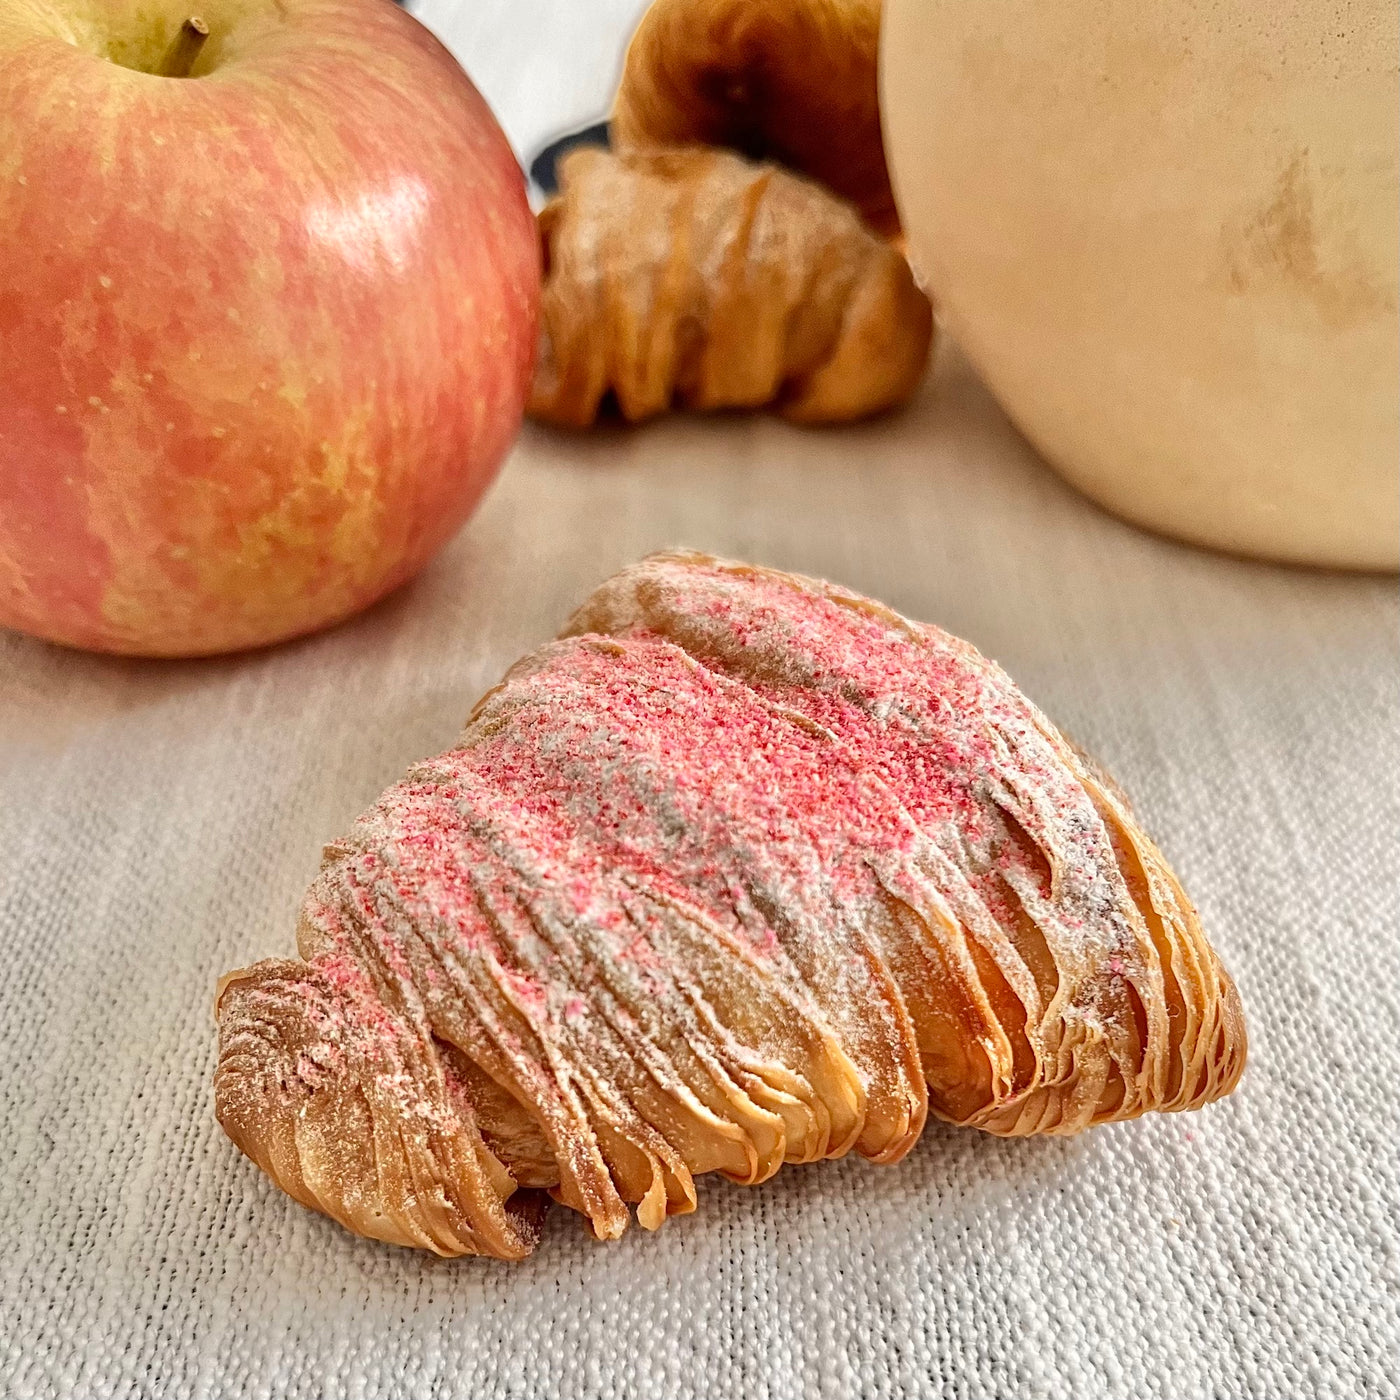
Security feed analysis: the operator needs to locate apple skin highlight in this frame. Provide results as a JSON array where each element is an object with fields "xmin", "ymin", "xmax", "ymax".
[{"xmin": 0, "ymin": 0, "xmax": 540, "ymax": 656}]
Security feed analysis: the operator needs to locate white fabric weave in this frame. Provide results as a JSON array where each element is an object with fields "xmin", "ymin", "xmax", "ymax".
[{"xmin": 3, "ymin": 346, "xmax": 1395, "ymax": 1400}]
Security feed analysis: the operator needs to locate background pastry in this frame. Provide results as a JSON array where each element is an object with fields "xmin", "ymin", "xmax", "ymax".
[
  {"xmin": 529, "ymin": 147, "xmax": 932, "ymax": 428},
  {"xmin": 612, "ymin": 0, "xmax": 897, "ymax": 236}
]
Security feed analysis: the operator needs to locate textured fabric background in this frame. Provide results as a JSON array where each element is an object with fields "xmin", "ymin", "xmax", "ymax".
[{"xmin": 2, "ymin": 6, "xmax": 1398, "ymax": 1399}]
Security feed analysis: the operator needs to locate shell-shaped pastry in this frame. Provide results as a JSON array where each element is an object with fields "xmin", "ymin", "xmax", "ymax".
[
  {"xmin": 527, "ymin": 146, "xmax": 933, "ymax": 428},
  {"xmin": 216, "ymin": 553, "xmax": 1246, "ymax": 1258},
  {"xmin": 612, "ymin": 0, "xmax": 897, "ymax": 236}
]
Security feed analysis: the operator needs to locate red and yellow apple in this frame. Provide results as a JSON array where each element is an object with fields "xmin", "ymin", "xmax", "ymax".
[{"xmin": 0, "ymin": 0, "xmax": 538, "ymax": 656}]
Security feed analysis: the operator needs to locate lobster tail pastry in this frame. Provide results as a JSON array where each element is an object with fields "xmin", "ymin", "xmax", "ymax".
[{"xmin": 217, "ymin": 554, "xmax": 1246, "ymax": 1258}]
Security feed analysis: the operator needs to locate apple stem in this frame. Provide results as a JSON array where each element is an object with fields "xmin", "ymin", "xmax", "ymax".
[{"xmin": 158, "ymin": 17, "xmax": 210, "ymax": 78}]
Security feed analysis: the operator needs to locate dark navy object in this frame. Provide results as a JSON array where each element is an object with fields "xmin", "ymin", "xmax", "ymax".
[{"xmin": 529, "ymin": 121, "xmax": 612, "ymax": 197}]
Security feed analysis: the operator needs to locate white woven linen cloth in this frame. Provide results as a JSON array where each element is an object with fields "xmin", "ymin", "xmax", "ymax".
[{"xmin": 2, "ymin": 6, "xmax": 1397, "ymax": 1397}]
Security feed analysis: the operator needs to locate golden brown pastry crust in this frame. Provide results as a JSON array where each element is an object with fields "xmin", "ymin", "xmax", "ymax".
[
  {"xmin": 528, "ymin": 146, "xmax": 933, "ymax": 428},
  {"xmin": 215, "ymin": 553, "xmax": 1246, "ymax": 1257},
  {"xmin": 612, "ymin": 0, "xmax": 897, "ymax": 236}
]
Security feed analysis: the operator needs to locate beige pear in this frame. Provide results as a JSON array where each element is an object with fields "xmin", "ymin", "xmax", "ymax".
[{"xmin": 881, "ymin": 0, "xmax": 1399, "ymax": 569}]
